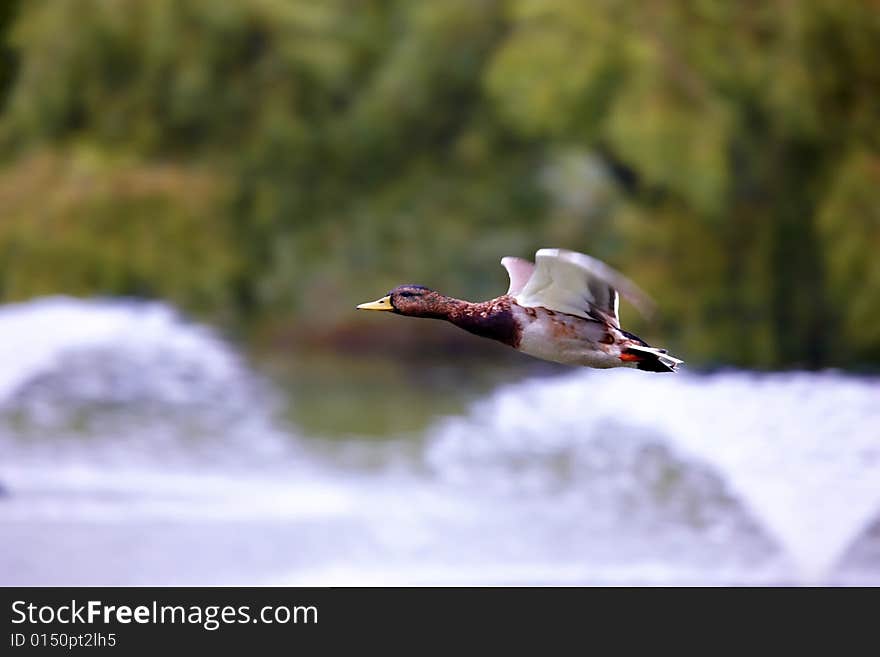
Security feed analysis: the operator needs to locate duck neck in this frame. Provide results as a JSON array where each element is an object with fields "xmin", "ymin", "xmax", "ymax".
[
  {"xmin": 405, "ymin": 294, "xmax": 519, "ymax": 347},
  {"xmin": 445, "ymin": 297, "xmax": 519, "ymax": 347}
]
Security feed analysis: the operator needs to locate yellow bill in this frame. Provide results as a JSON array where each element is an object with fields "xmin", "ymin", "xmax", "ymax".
[{"xmin": 356, "ymin": 295, "xmax": 394, "ymax": 311}]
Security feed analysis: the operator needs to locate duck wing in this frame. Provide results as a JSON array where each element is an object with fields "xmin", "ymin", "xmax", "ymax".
[
  {"xmin": 512, "ymin": 248, "xmax": 654, "ymax": 326},
  {"xmin": 500, "ymin": 256, "xmax": 535, "ymax": 295}
]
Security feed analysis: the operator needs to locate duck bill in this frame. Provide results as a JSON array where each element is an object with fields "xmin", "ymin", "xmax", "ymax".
[{"xmin": 356, "ymin": 295, "xmax": 394, "ymax": 311}]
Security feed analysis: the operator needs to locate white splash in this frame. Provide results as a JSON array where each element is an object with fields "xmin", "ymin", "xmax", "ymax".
[
  {"xmin": 0, "ymin": 296, "xmax": 291, "ymax": 462},
  {"xmin": 425, "ymin": 368, "xmax": 880, "ymax": 580},
  {"xmin": 1, "ymin": 297, "xmax": 878, "ymax": 585}
]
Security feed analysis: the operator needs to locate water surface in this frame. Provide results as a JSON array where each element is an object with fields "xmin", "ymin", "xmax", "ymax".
[{"xmin": 1, "ymin": 297, "xmax": 879, "ymax": 585}]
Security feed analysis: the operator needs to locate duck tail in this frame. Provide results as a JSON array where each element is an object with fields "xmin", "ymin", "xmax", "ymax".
[{"xmin": 621, "ymin": 345, "xmax": 683, "ymax": 373}]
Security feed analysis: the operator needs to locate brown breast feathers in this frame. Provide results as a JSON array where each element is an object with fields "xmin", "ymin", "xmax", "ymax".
[{"xmin": 446, "ymin": 296, "xmax": 520, "ymax": 348}]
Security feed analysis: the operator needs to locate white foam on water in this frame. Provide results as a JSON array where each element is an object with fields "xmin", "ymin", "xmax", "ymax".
[
  {"xmin": 425, "ymin": 368, "xmax": 880, "ymax": 581},
  {"xmin": 0, "ymin": 296, "xmax": 293, "ymax": 463},
  {"xmin": 1, "ymin": 297, "xmax": 878, "ymax": 585},
  {"xmin": 0, "ymin": 296, "xmax": 240, "ymax": 405},
  {"xmin": 0, "ymin": 463, "xmax": 355, "ymax": 523},
  {"xmin": 275, "ymin": 559, "xmax": 785, "ymax": 587}
]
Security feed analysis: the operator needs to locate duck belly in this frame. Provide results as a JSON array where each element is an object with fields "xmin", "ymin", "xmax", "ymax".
[{"xmin": 513, "ymin": 307, "xmax": 628, "ymax": 368}]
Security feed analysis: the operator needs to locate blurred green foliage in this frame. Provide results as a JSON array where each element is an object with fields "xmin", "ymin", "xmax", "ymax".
[
  {"xmin": 0, "ymin": 0, "xmax": 878, "ymax": 368},
  {"xmin": 0, "ymin": 149, "xmax": 239, "ymax": 312}
]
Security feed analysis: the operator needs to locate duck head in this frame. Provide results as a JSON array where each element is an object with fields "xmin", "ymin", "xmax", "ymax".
[{"xmin": 357, "ymin": 285, "xmax": 453, "ymax": 318}]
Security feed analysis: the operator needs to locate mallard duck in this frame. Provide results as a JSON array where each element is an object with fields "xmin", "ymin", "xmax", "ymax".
[{"xmin": 357, "ymin": 248, "xmax": 682, "ymax": 372}]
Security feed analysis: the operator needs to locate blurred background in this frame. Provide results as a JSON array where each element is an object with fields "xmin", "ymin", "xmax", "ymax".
[{"xmin": 1, "ymin": 0, "xmax": 879, "ymax": 585}]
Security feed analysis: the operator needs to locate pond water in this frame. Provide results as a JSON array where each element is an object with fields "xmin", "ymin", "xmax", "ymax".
[{"xmin": 1, "ymin": 297, "xmax": 879, "ymax": 585}]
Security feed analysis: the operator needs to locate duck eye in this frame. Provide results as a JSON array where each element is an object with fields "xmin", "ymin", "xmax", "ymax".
[{"xmin": 398, "ymin": 291, "xmax": 414, "ymax": 298}]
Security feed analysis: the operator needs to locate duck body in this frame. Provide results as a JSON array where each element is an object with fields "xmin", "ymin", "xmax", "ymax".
[
  {"xmin": 358, "ymin": 249, "xmax": 682, "ymax": 373},
  {"xmin": 512, "ymin": 301, "xmax": 638, "ymax": 369}
]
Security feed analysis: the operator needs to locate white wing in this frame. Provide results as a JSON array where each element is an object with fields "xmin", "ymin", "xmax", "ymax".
[
  {"xmin": 513, "ymin": 248, "xmax": 654, "ymax": 326},
  {"xmin": 500, "ymin": 256, "xmax": 535, "ymax": 295}
]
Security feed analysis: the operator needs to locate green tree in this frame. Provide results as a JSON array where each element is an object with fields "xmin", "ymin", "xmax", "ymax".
[{"xmin": 0, "ymin": 0, "xmax": 878, "ymax": 368}]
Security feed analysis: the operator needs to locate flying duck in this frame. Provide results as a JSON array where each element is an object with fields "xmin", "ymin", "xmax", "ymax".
[{"xmin": 357, "ymin": 248, "xmax": 682, "ymax": 372}]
